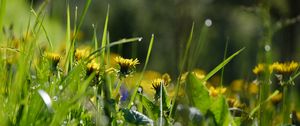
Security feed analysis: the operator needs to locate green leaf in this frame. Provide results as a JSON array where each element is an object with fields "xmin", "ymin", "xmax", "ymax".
[
  {"xmin": 139, "ymin": 94, "xmax": 159, "ymax": 119},
  {"xmin": 186, "ymin": 73, "xmax": 211, "ymax": 114},
  {"xmin": 203, "ymin": 47, "xmax": 245, "ymax": 82},
  {"xmin": 121, "ymin": 108, "xmax": 154, "ymax": 125},
  {"xmin": 100, "ymin": 5, "xmax": 109, "ymax": 65},
  {"xmin": 249, "ymin": 90, "xmax": 279, "ymax": 118},
  {"xmin": 128, "ymin": 34, "xmax": 154, "ymax": 108},
  {"xmin": 209, "ymin": 96, "xmax": 231, "ymax": 126}
]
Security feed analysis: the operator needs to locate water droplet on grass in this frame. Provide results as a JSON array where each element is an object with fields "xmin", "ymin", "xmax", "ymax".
[
  {"xmin": 59, "ymin": 85, "xmax": 63, "ymax": 90},
  {"xmin": 53, "ymin": 96, "xmax": 58, "ymax": 101},
  {"xmin": 264, "ymin": 45, "xmax": 271, "ymax": 51},
  {"xmin": 205, "ymin": 19, "xmax": 212, "ymax": 27},
  {"xmin": 138, "ymin": 37, "xmax": 143, "ymax": 42},
  {"xmin": 137, "ymin": 86, "xmax": 143, "ymax": 94}
]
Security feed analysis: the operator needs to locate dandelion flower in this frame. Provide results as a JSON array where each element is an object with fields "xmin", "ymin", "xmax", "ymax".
[
  {"xmin": 115, "ymin": 56, "xmax": 139, "ymax": 78},
  {"xmin": 86, "ymin": 62, "xmax": 100, "ymax": 75},
  {"xmin": 248, "ymin": 82, "xmax": 259, "ymax": 95},
  {"xmin": 252, "ymin": 63, "xmax": 272, "ymax": 75},
  {"xmin": 162, "ymin": 73, "xmax": 171, "ymax": 84},
  {"xmin": 209, "ymin": 86, "xmax": 227, "ymax": 97},
  {"xmin": 75, "ymin": 47, "xmax": 91, "ymax": 61},
  {"xmin": 271, "ymin": 61, "xmax": 299, "ymax": 75},
  {"xmin": 271, "ymin": 92, "xmax": 282, "ymax": 105},
  {"xmin": 230, "ymin": 79, "xmax": 244, "ymax": 92},
  {"xmin": 44, "ymin": 52, "xmax": 61, "ymax": 71},
  {"xmin": 151, "ymin": 78, "xmax": 168, "ymax": 100},
  {"xmin": 86, "ymin": 62, "xmax": 100, "ymax": 86}
]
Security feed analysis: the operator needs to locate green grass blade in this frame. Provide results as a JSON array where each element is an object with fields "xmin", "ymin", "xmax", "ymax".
[
  {"xmin": 71, "ymin": 0, "xmax": 91, "ymax": 41},
  {"xmin": 249, "ymin": 90, "xmax": 279, "ymax": 118},
  {"xmin": 169, "ymin": 23, "xmax": 194, "ymax": 117},
  {"xmin": 127, "ymin": 34, "xmax": 153, "ymax": 108},
  {"xmin": 88, "ymin": 37, "xmax": 142, "ymax": 59},
  {"xmin": 220, "ymin": 40, "xmax": 229, "ymax": 87},
  {"xmin": 202, "ymin": 47, "xmax": 245, "ymax": 82},
  {"xmin": 31, "ymin": 9, "xmax": 53, "ymax": 50},
  {"xmin": 100, "ymin": 5, "xmax": 109, "ymax": 65},
  {"xmin": 64, "ymin": 1, "xmax": 71, "ymax": 72},
  {"xmin": 188, "ymin": 22, "xmax": 209, "ymax": 70},
  {"xmin": 0, "ymin": 0, "xmax": 6, "ymax": 41},
  {"xmin": 179, "ymin": 22, "xmax": 194, "ymax": 72}
]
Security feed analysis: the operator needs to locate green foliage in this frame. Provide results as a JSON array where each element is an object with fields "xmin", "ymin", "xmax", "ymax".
[
  {"xmin": 210, "ymin": 96, "xmax": 232, "ymax": 126},
  {"xmin": 121, "ymin": 108, "xmax": 153, "ymax": 125},
  {"xmin": 186, "ymin": 73, "xmax": 211, "ymax": 114},
  {"xmin": 1, "ymin": 0, "xmax": 300, "ymax": 126}
]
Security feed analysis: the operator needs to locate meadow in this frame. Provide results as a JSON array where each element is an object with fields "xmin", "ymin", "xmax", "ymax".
[{"xmin": 1, "ymin": 0, "xmax": 300, "ymax": 126}]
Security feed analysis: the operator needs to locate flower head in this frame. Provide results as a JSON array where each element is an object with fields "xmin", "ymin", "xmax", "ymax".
[
  {"xmin": 151, "ymin": 78, "xmax": 168, "ymax": 100},
  {"xmin": 248, "ymin": 82, "xmax": 259, "ymax": 95},
  {"xmin": 75, "ymin": 47, "xmax": 91, "ymax": 61},
  {"xmin": 252, "ymin": 63, "xmax": 272, "ymax": 75},
  {"xmin": 271, "ymin": 61, "xmax": 299, "ymax": 75},
  {"xmin": 271, "ymin": 92, "xmax": 282, "ymax": 105},
  {"xmin": 86, "ymin": 62, "xmax": 100, "ymax": 75},
  {"xmin": 230, "ymin": 79, "xmax": 244, "ymax": 92},
  {"xmin": 209, "ymin": 86, "xmax": 227, "ymax": 97},
  {"xmin": 86, "ymin": 62, "xmax": 100, "ymax": 86},
  {"xmin": 44, "ymin": 52, "xmax": 61, "ymax": 71},
  {"xmin": 115, "ymin": 56, "xmax": 139, "ymax": 78}
]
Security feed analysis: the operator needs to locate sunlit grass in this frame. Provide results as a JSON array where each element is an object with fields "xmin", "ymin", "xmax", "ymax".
[{"xmin": 1, "ymin": 0, "xmax": 300, "ymax": 126}]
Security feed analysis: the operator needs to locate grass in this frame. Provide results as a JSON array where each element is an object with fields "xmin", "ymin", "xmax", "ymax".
[{"xmin": 1, "ymin": 0, "xmax": 300, "ymax": 126}]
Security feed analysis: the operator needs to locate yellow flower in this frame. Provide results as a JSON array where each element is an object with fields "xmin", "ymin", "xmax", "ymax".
[
  {"xmin": 209, "ymin": 86, "xmax": 227, "ymax": 97},
  {"xmin": 248, "ymin": 82, "xmax": 259, "ymax": 95},
  {"xmin": 253, "ymin": 63, "xmax": 273, "ymax": 75},
  {"xmin": 271, "ymin": 61, "xmax": 299, "ymax": 75},
  {"xmin": 193, "ymin": 69, "xmax": 206, "ymax": 80},
  {"xmin": 86, "ymin": 62, "xmax": 100, "ymax": 86},
  {"xmin": 227, "ymin": 97, "xmax": 244, "ymax": 108},
  {"xmin": 271, "ymin": 92, "xmax": 282, "ymax": 105},
  {"xmin": 115, "ymin": 56, "xmax": 139, "ymax": 77},
  {"xmin": 230, "ymin": 79, "xmax": 244, "ymax": 92},
  {"xmin": 75, "ymin": 47, "xmax": 91, "ymax": 61},
  {"xmin": 162, "ymin": 73, "xmax": 171, "ymax": 84},
  {"xmin": 151, "ymin": 78, "xmax": 169, "ymax": 100},
  {"xmin": 86, "ymin": 62, "xmax": 100, "ymax": 75},
  {"xmin": 44, "ymin": 52, "xmax": 61, "ymax": 70}
]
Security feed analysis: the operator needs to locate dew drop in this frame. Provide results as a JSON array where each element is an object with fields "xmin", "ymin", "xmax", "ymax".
[
  {"xmin": 205, "ymin": 19, "xmax": 212, "ymax": 27},
  {"xmin": 138, "ymin": 37, "xmax": 143, "ymax": 42},
  {"xmin": 137, "ymin": 86, "xmax": 143, "ymax": 94},
  {"xmin": 264, "ymin": 45, "xmax": 271, "ymax": 51},
  {"xmin": 59, "ymin": 85, "xmax": 63, "ymax": 90},
  {"xmin": 53, "ymin": 96, "xmax": 58, "ymax": 101}
]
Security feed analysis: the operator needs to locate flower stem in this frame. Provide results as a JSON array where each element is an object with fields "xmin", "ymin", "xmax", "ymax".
[
  {"xmin": 113, "ymin": 78, "xmax": 123, "ymax": 99},
  {"xmin": 282, "ymin": 85, "xmax": 290, "ymax": 124}
]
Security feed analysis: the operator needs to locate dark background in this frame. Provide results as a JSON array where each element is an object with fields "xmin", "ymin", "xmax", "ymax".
[{"xmin": 29, "ymin": 0, "xmax": 300, "ymax": 85}]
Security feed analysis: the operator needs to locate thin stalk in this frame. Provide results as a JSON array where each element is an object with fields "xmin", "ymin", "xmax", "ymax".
[
  {"xmin": 282, "ymin": 85, "xmax": 290, "ymax": 124},
  {"xmin": 220, "ymin": 40, "xmax": 229, "ymax": 87},
  {"xmin": 127, "ymin": 35, "xmax": 153, "ymax": 108},
  {"xmin": 169, "ymin": 23, "xmax": 194, "ymax": 117},
  {"xmin": 113, "ymin": 78, "xmax": 123, "ymax": 99},
  {"xmin": 159, "ymin": 83, "xmax": 163, "ymax": 126},
  {"xmin": 0, "ymin": 0, "xmax": 6, "ymax": 41}
]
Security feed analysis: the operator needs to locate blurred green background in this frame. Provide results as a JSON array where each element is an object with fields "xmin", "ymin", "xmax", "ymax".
[{"xmin": 3, "ymin": 0, "xmax": 300, "ymax": 84}]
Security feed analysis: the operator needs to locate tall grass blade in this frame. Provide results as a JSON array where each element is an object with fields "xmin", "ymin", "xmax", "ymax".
[
  {"xmin": 202, "ymin": 47, "xmax": 245, "ymax": 82},
  {"xmin": 0, "ymin": 0, "xmax": 6, "ymax": 41},
  {"xmin": 128, "ymin": 34, "xmax": 153, "ymax": 108},
  {"xmin": 100, "ymin": 5, "xmax": 109, "ymax": 65},
  {"xmin": 169, "ymin": 23, "xmax": 194, "ymax": 117}
]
